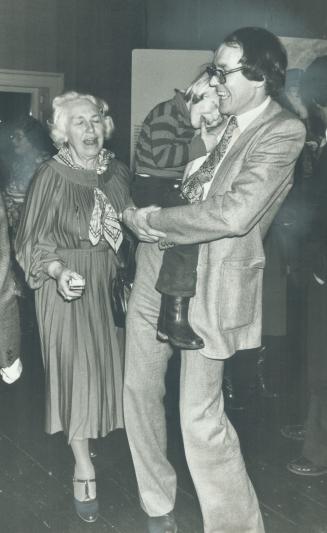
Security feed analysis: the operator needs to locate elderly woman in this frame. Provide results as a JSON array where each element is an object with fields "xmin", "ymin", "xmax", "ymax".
[{"xmin": 15, "ymin": 92, "xmax": 132, "ymax": 522}]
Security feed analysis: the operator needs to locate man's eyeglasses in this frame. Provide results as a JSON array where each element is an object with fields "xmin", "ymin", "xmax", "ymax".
[{"xmin": 206, "ymin": 65, "xmax": 245, "ymax": 84}]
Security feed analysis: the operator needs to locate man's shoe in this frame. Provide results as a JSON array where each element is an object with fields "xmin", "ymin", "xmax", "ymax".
[
  {"xmin": 147, "ymin": 511, "xmax": 178, "ymax": 533},
  {"xmin": 287, "ymin": 456, "xmax": 327, "ymax": 477},
  {"xmin": 281, "ymin": 424, "xmax": 305, "ymax": 441},
  {"xmin": 157, "ymin": 295, "xmax": 204, "ymax": 350}
]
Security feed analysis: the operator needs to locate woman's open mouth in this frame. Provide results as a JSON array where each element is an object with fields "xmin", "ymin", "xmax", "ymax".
[{"xmin": 83, "ymin": 138, "xmax": 98, "ymax": 145}]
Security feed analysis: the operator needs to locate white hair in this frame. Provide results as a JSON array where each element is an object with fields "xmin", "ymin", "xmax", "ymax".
[
  {"xmin": 48, "ymin": 91, "xmax": 115, "ymax": 148},
  {"xmin": 184, "ymin": 70, "xmax": 214, "ymax": 104}
]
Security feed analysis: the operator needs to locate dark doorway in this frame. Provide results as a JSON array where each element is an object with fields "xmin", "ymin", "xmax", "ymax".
[
  {"xmin": 0, "ymin": 91, "xmax": 32, "ymax": 123},
  {"xmin": 0, "ymin": 92, "xmax": 32, "ymax": 189}
]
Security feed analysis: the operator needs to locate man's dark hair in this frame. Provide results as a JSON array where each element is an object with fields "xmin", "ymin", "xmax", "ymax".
[
  {"xmin": 300, "ymin": 55, "xmax": 327, "ymax": 107},
  {"xmin": 223, "ymin": 27, "xmax": 287, "ymax": 97}
]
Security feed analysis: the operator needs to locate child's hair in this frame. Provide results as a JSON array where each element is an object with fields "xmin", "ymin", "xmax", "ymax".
[{"xmin": 184, "ymin": 70, "xmax": 214, "ymax": 105}]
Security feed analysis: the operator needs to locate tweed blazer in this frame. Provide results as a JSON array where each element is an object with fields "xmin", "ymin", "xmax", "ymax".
[{"xmin": 149, "ymin": 100, "xmax": 306, "ymax": 359}]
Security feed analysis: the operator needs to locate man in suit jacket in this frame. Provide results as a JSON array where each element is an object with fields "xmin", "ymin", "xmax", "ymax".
[{"xmin": 122, "ymin": 27, "xmax": 306, "ymax": 533}]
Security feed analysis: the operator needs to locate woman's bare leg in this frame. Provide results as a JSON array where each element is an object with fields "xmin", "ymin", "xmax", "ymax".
[{"xmin": 71, "ymin": 438, "xmax": 96, "ymax": 500}]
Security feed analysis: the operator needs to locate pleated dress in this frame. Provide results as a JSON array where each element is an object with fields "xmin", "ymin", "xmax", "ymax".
[{"xmin": 15, "ymin": 158, "xmax": 131, "ymax": 443}]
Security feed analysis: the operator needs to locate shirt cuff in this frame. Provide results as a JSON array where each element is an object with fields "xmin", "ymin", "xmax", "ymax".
[
  {"xmin": 313, "ymin": 273, "xmax": 326, "ymax": 285},
  {"xmin": 0, "ymin": 357, "xmax": 23, "ymax": 384}
]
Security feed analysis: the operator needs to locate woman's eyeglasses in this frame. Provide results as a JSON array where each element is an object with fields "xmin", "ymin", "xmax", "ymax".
[{"xmin": 206, "ymin": 65, "xmax": 245, "ymax": 84}]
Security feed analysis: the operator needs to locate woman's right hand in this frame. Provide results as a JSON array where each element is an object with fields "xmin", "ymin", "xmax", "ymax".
[
  {"xmin": 47, "ymin": 261, "xmax": 85, "ymax": 301},
  {"xmin": 122, "ymin": 206, "xmax": 167, "ymax": 242}
]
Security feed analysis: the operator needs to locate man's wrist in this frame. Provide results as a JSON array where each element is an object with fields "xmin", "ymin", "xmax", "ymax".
[{"xmin": 119, "ymin": 206, "xmax": 137, "ymax": 223}]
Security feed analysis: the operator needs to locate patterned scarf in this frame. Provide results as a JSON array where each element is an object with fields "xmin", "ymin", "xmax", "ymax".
[
  {"xmin": 89, "ymin": 188, "xmax": 123, "ymax": 252},
  {"xmin": 55, "ymin": 145, "xmax": 122, "ymax": 252},
  {"xmin": 55, "ymin": 144, "xmax": 115, "ymax": 174}
]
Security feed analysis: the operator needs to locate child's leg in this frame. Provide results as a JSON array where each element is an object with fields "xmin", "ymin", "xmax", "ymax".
[
  {"xmin": 131, "ymin": 175, "xmax": 183, "ymax": 208},
  {"xmin": 156, "ymin": 244, "xmax": 198, "ymax": 296},
  {"xmin": 156, "ymin": 245, "xmax": 204, "ymax": 350}
]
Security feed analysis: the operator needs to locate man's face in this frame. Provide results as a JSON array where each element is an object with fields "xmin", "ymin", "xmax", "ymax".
[{"xmin": 210, "ymin": 43, "xmax": 264, "ymax": 116}]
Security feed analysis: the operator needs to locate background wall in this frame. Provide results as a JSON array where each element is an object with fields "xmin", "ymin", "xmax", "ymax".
[
  {"xmin": 0, "ymin": 0, "xmax": 326, "ymax": 164},
  {"xmin": 145, "ymin": 0, "xmax": 327, "ymax": 50},
  {"xmin": 0, "ymin": 0, "xmax": 146, "ymax": 163}
]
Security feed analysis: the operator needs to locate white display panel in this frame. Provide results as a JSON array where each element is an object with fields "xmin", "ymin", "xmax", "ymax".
[{"xmin": 130, "ymin": 49, "xmax": 213, "ymax": 167}]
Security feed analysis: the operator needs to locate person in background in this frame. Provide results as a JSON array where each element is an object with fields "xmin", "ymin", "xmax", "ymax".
[
  {"xmin": 283, "ymin": 68, "xmax": 308, "ymax": 120},
  {"xmin": 5, "ymin": 115, "xmax": 55, "ymax": 238},
  {"xmin": 284, "ymin": 56, "xmax": 327, "ymax": 476},
  {"xmin": 121, "ymin": 27, "xmax": 305, "ymax": 533},
  {"xmin": 3, "ymin": 117, "xmax": 56, "ymax": 322},
  {"xmin": 0, "ymin": 190, "xmax": 22, "ymax": 385},
  {"xmin": 133, "ymin": 70, "xmax": 222, "ymax": 350},
  {"xmin": 15, "ymin": 92, "xmax": 132, "ymax": 522}
]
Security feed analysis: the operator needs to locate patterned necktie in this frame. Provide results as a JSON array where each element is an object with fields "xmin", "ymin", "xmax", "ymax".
[
  {"xmin": 181, "ymin": 115, "xmax": 238, "ymax": 203},
  {"xmin": 89, "ymin": 187, "xmax": 123, "ymax": 252}
]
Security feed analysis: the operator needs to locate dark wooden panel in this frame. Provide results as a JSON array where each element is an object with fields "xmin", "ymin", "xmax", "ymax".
[
  {"xmin": 146, "ymin": 0, "xmax": 327, "ymax": 49},
  {"xmin": 0, "ymin": 0, "xmax": 57, "ymax": 71}
]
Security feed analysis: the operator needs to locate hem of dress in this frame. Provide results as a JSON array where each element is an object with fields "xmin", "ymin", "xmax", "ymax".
[{"xmin": 45, "ymin": 423, "xmax": 125, "ymax": 443}]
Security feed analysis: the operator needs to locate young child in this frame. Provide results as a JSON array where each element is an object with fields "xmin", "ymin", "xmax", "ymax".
[{"xmin": 132, "ymin": 71, "xmax": 223, "ymax": 350}]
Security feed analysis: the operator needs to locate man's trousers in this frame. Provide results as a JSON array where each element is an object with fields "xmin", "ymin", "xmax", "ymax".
[{"xmin": 124, "ymin": 243, "xmax": 265, "ymax": 533}]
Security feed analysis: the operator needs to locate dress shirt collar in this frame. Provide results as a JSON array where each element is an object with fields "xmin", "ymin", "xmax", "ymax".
[{"xmin": 236, "ymin": 96, "xmax": 271, "ymax": 133}]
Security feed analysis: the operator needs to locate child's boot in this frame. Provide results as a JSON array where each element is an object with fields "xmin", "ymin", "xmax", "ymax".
[{"xmin": 157, "ymin": 294, "xmax": 204, "ymax": 350}]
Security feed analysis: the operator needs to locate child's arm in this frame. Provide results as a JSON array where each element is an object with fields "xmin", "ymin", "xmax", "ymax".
[{"xmin": 147, "ymin": 113, "xmax": 207, "ymax": 169}]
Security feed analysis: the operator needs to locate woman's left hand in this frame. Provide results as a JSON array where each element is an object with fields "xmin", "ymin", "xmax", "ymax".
[
  {"xmin": 48, "ymin": 262, "xmax": 85, "ymax": 301},
  {"xmin": 58, "ymin": 269, "xmax": 85, "ymax": 301}
]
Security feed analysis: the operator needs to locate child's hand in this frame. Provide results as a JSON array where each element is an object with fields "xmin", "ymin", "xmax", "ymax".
[{"xmin": 200, "ymin": 116, "xmax": 227, "ymax": 152}]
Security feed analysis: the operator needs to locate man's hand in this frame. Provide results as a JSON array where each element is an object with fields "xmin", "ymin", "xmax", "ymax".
[
  {"xmin": 200, "ymin": 116, "xmax": 227, "ymax": 153},
  {"xmin": 123, "ymin": 206, "xmax": 167, "ymax": 242}
]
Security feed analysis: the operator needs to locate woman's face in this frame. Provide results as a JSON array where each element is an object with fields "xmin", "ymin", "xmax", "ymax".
[
  {"xmin": 11, "ymin": 129, "xmax": 33, "ymax": 156},
  {"xmin": 65, "ymin": 99, "xmax": 105, "ymax": 162}
]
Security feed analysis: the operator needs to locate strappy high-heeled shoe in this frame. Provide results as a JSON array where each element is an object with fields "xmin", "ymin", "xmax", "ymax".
[{"xmin": 73, "ymin": 477, "xmax": 99, "ymax": 523}]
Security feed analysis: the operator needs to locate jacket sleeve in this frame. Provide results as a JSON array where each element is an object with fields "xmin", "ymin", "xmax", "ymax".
[
  {"xmin": 148, "ymin": 117, "xmax": 306, "ymax": 245},
  {"xmin": 15, "ymin": 164, "xmax": 65, "ymax": 289}
]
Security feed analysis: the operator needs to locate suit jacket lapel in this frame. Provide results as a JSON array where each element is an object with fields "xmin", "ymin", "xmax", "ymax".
[{"xmin": 208, "ymin": 99, "xmax": 283, "ymax": 197}]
